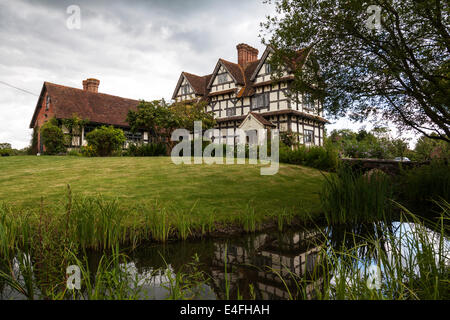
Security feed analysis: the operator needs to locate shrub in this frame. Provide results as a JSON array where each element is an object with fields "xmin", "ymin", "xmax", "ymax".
[
  {"xmin": 85, "ymin": 126, "xmax": 126, "ymax": 157},
  {"xmin": 126, "ymin": 143, "xmax": 167, "ymax": 157},
  {"xmin": 67, "ymin": 149, "xmax": 82, "ymax": 157},
  {"xmin": 40, "ymin": 121, "xmax": 66, "ymax": 155},
  {"xmin": 397, "ymin": 161, "xmax": 450, "ymax": 211},
  {"xmin": 279, "ymin": 143, "xmax": 338, "ymax": 171},
  {"xmin": 0, "ymin": 149, "xmax": 13, "ymax": 157}
]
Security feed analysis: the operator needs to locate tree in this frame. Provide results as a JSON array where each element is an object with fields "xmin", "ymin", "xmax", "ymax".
[
  {"xmin": 85, "ymin": 126, "xmax": 126, "ymax": 157},
  {"xmin": 262, "ymin": 0, "xmax": 450, "ymax": 142},
  {"xmin": 328, "ymin": 127, "xmax": 411, "ymax": 159},
  {"xmin": 40, "ymin": 119, "xmax": 66, "ymax": 155},
  {"xmin": 127, "ymin": 100, "xmax": 216, "ymax": 151},
  {"xmin": 415, "ymin": 133, "xmax": 450, "ymax": 160}
]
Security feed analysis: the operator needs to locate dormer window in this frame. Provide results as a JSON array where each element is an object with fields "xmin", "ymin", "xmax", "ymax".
[
  {"xmin": 45, "ymin": 95, "xmax": 50, "ymax": 111},
  {"xmin": 218, "ymin": 73, "xmax": 227, "ymax": 84}
]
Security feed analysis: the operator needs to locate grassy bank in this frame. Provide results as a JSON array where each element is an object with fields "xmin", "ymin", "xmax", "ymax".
[
  {"xmin": 0, "ymin": 156, "xmax": 325, "ymax": 249},
  {"xmin": 0, "ymin": 156, "xmax": 323, "ymax": 215}
]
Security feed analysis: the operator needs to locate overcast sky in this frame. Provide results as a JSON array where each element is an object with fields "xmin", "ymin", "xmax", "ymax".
[{"xmin": 0, "ymin": 0, "xmax": 411, "ymax": 149}]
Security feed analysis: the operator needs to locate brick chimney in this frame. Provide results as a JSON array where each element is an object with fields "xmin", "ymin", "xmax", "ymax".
[
  {"xmin": 236, "ymin": 43, "xmax": 259, "ymax": 67},
  {"xmin": 82, "ymin": 78, "xmax": 100, "ymax": 93}
]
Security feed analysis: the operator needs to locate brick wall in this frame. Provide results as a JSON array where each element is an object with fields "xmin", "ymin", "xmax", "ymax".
[{"xmin": 34, "ymin": 89, "xmax": 55, "ymax": 153}]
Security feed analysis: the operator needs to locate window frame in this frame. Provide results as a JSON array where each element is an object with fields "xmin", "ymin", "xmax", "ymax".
[
  {"xmin": 252, "ymin": 92, "xmax": 270, "ymax": 110},
  {"xmin": 303, "ymin": 129, "xmax": 314, "ymax": 144},
  {"xmin": 45, "ymin": 95, "xmax": 50, "ymax": 111},
  {"xmin": 181, "ymin": 84, "xmax": 190, "ymax": 95},
  {"xmin": 217, "ymin": 73, "xmax": 227, "ymax": 85},
  {"xmin": 226, "ymin": 107, "xmax": 236, "ymax": 117}
]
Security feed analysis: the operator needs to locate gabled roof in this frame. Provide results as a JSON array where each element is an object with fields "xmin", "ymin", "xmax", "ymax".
[
  {"xmin": 250, "ymin": 45, "xmax": 312, "ymax": 81},
  {"xmin": 172, "ymin": 72, "xmax": 212, "ymax": 100},
  {"xmin": 173, "ymin": 45, "xmax": 315, "ymax": 101},
  {"xmin": 207, "ymin": 59, "xmax": 245, "ymax": 89},
  {"xmin": 30, "ymin": 82, "xmax": 140, "ymax": 128},
  {"xmin": 248, "ymin": 112, "xmax": 276, "ymax": 127}
]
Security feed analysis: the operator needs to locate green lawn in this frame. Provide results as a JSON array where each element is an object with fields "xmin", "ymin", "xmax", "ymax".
[{"xmin": 0, "ymin": 156, "xmax": 325, "ymax": 219}]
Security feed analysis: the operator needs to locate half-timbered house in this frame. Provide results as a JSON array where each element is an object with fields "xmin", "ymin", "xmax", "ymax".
[{"xmin": 172, "ymin": 43, "xmax": 329, "ymax": 146}]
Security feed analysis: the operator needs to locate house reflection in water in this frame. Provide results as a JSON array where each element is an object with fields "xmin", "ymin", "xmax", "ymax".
[{"xmin": 210, "ymin": 230, "xmax": 325, "ymax": 300}]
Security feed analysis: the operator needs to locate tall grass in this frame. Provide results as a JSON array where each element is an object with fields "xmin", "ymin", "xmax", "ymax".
[
  {"xmin": 147, "ymin": 209, "xmax": 172, "ymax": 243},
  {"xmin": 320, "ymin": 165, "xmax": 394, "ymax": 224},
  {"xmin": 239, "ymin": 203, "xmax": 259, "ymax": 232},
  {"xmin": 272, "ymin": 199, "xmax": 450, "ymax": 300}
]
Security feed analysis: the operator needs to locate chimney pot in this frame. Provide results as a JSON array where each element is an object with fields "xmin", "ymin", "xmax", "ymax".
[{"xmin": 83, "ymin": 78, "xmax": 100, "ymax": 93}]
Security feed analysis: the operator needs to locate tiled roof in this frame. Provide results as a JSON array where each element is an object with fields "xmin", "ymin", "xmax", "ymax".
[
  {"xmin": 30, "ymin": 82, "xmax": 139, "ymax": 128},
  {"xmin": 238, "ymin": 59, "xmax": 260, "ymax": 97},
  {"xmin": 219, "ymin": 59, "xmax": 245, "ymax": 85},
  {"xmin": 183, "ymin": 72, "xmax": 212, "ymax": 96},
  {"xmin": 177, "ymin": 46, "xmax": 310, "ymax": 101},
  {"xmin": 249, "ymin": 112, "xmax": 276, "ymax": 127}
]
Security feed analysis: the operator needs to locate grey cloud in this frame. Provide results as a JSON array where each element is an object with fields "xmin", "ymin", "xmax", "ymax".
[{"xmin": 0, "ymin": 0, "xmax": 274, "ymax": 148}]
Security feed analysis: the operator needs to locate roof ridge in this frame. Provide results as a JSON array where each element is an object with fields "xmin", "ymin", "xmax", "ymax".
[
  {"xmin": 45, "ymin": 82, "xmax": 139, "ymax": 102},
  {"xmin": 182, "ymin": 71, "xmax": 204, "ymax": 78},
  {"xmin": 219, "ymin": 58, "xmax": 239, "ymax": 66}
]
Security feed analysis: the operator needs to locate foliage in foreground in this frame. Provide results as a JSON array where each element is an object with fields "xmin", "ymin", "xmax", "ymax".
[
  {"xmin": 0, "ymin": 199, "xmax": 448, "ymax": 300},
  {"xmin": 280, "ymin": 201, "xmax": 450, "ymax": 300},
  {"xmin": 320, "ymin": 165, "xmax": 393, "ymax": 224}
]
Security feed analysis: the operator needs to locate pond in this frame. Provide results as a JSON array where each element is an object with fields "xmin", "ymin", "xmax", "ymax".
[{"xmin": 1, "ymin": 221, "xmax": 449, "ymax": 300}]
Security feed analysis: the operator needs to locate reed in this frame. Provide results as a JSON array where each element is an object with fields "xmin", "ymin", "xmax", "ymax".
[
  {"xmin": 239, "ymin": 203, "xmax": 259, "ymax": 232},
  {"xmin": 320, "ymin": 165, "xmax": 393, "ymax": 224},
  {"xmin": 270, "ymin": 199, "xmax": 450, "ymax": 300},
  {"xmin": 148, "ymin": 209, "xmax": 172, "ymax": 243},
  {"xmin": 276, "ymin": 209, "xmax": 294, "ymax": 232}
]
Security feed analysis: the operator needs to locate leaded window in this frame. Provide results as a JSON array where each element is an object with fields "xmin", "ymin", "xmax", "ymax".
[
  {"xmin": 217, "ymin": 73, "xmax": 227, "ymax": 84},
  {"xmin": 181, "ymin": 84, "xmax": 190, "ymax": 95},
  {"xmin": 304, "ymin": 129, "xmax": 314, "ymax": 144},
  {"xmin": 252, "ymin": 92, "xmax": 270, "ymax": 109},
  {"xmin": 226, "ymin": 107, "xmax": 236, "ymax": 117},
  {"xmin": 124, "ymin": 131, "xmax": 143, "ymax": 142}
]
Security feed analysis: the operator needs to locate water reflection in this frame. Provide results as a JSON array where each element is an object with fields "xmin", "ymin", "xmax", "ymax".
[
  {"xmin": 1, "ymin": 221, "xmax": 448, "ymax": 300},
  {"xmin": 122, "ymin": 229, "xmax": 326, "ymax": 300}
]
